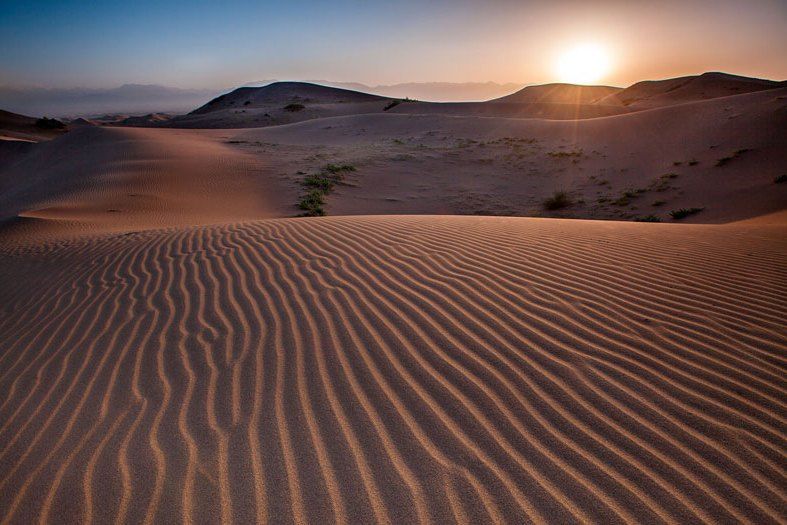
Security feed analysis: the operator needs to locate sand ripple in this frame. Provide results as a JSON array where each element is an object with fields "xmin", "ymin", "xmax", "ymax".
[{"xmin": 0, "ymin": 216, "xmax": 785, "ymax": 524}]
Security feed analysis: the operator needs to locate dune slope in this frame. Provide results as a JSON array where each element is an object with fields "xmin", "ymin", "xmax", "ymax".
[
  {"xmin": 597, "ymin": 72, "xmax": 785, "ymax": 108},
  {"xmin": 0, "ymin": 215, "xmax": 785, "ymax": 524},
  {"xmin": 0, "ymin": 126, "xmax": 294, "ymax": 239}
]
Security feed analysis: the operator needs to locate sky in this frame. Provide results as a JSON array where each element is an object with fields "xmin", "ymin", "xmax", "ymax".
[{"xmin": 1, "ymin": 0, "xmax": 785, "ymax": 89}]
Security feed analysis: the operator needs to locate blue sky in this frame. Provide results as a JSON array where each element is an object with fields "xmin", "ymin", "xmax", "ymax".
[{"xmin": 1, "ymin": 0, "xmax": 785, "ymax": 89}]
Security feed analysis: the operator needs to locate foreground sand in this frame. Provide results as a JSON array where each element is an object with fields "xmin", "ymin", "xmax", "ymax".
[{"xmin": 1, "ymin": 215, "xmax": 785, "ymax": 524}]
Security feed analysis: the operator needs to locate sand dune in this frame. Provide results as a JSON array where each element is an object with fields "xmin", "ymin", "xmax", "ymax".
[
  {"xmin": 0, "ymin": 215, "xmax": 785, "ymax": 524},
  {"xmin": 0, "ymin": 126, "xmax": 294, "ymax": 239},
  {"xmin": 388, "ymin": 101, "xmax": 629, "ymax": 119},
  {"xmin": 236, "ymin": 86, "xmax": 787, "ymax": 222},
  {"xmin": 491, "ymin": 83, "xmax": 621, "ymax": 105},
  {"xmin": 2, "ymin": 86, "xmax": 783, "ymax": 238},
  {"xmin": 597, "ymin": 72, "xmax": 785, "ymax": 108},
  {"xmin": 148, "ymin": 74, "xmax": 784, "ymax": 130},
  {"xmin": 0, "ymin": 110, "xmax": 67, "ymax": 143}
]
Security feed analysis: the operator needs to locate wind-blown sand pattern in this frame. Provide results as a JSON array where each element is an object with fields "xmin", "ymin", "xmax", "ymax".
[{"xmin": 1, "ymin": 215, "xmax": 785, "ymax": 524}]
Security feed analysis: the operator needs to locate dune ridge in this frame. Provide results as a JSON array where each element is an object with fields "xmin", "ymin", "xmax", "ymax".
[{"xmin": 0, "ymin": 215, "xmax": 785, "ymax": 524}]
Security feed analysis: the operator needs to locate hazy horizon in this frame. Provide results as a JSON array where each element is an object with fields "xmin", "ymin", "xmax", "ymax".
[{"xmin": 1, "ymin": 0, "xmax": 785, "ymax": 91}]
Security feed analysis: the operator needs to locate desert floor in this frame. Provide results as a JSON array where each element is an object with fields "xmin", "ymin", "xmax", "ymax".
[{"xmin": 0, "ymin": 85, "xmax": 786, "ymax": 524}]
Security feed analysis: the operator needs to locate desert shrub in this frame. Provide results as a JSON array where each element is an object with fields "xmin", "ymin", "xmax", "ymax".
[
  {"xmin": 283, "ymin": 103, "xmax": 305, "ymax": 112},
  {"xmin": 670, "ymin": 207, "xmax": 704, "ymax": 220},
  {"xmin": 548, "ymin": 149, "xmax": 583, "ymax": 158},
  {"xmin": 652, "ymin": 200, "xmax": 666, "ymax": 206},
  {"xmin": 298, "ymin": 190, "xmax": 326, "ymax": 216},
  {"xmin": 297, "ymin": 164, "xmax": 357, "ymax": 217},
  {"xmin": 543, "ymin": 190, "xmax": 573, "ymax": 210},
  {"xmin": 634, "ymin": 215, "xmax": 662, "ymax": 222},
  {"xmin": 716, "ymin": 149, "xmax": 750, "ymax": 167},
  {"xmin": 243, "ymin": 100, "xmax": 251, "ymax": 106},
  {"xmin": 775, "ymin": 174, "xmax": 787, "ymax": 184},
  {"xmin": 650, "ymin": 173, "xmax": 679, "ymax": 191},
  {"xmin": 688, "ymin": 159, "xmax": 699, "ymax": 166},
  {"xmin": 35, "ymin": 117, "xmax": 65, "ymax": 129},
  {"xmin": 324, "ymin": 164, "xmax": 356, "ymax": 174}
]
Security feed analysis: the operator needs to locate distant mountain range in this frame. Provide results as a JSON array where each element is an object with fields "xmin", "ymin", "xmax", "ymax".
[{"xmin": 0, "ymin": 84, "xmax": 222, "ymax": 118}]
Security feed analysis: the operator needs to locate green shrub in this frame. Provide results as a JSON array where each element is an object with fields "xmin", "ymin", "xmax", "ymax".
[
  {"xmin": 298, "ymin": 190, "xmax": 326, "ymax": 216},
  {"xmin": 543, "ymin": 191, "xmax": 573, "ymax": 210},
  {"xmin": 283, "ymin": 103, "xmax": 305, "ymax": 112},
  {"xmin": 548, "ymin": 149, "xmax": 583, "ymax": 158},
  {"xmin": 634, "ymin": 215, "xmax": 662, "ymax": 222},
  {"xmin": 324, "ymin": 164, "xmax": 356, "ymax": 174},
  {"xmin": 670, "ymin": 207, "xmax": 704, "ymax": 220},
  {"xmin": 297, "ymin": 164, "xmax": 357, "ymax": 217}
]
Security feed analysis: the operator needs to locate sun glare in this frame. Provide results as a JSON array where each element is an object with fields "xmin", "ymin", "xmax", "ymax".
[{"xmin": 555, "ymin": 43, "xmax": 611, "ymax": 84}]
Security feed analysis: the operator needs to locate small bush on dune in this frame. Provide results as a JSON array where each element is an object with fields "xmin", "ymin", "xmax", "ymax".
[
  {"xmin": 775, "ymin": 174, "xmax": 787, "ymax": 184},
  {"xmin": 548, "ymin": 149, "xmax": 583, "ymax": 159},
  {"xmin": 297, "ymin": 164, "xmax": 357, "ymax": 217},
  {"xmin": 298, "ymin": 190, "xmax": 326, "ymax": 216},
  {"xmin": 670, "ymin": 207, "xmax": 704, "ymax": 220},
  {"xmin": 543, "ymin": 191, "xmax": 573, "ymax": 210},
  {"xmin": 634, "ymin": 215, "xmax": 661, "ymax": 222},
  {"xmin": 283, "ymin": 103, "xmax": 305, "ymax": 112},
  {"xmin": 324, "ymin": 164, "xmax": 356, "ymax": 175},
  {"xmin": 716, "ymin": 148, "xmax": 750, "ymax": 167}
]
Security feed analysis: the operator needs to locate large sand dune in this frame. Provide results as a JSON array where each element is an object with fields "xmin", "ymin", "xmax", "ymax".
[
  {"xmin": 151, "ymin": 74, "xmax": 784, "ymax": 130},
  {"xmin": 1, "ymin": 215, "xmax": 785, "ymax": 524}
]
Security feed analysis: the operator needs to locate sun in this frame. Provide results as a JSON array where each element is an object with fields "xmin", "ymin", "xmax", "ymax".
[{"xmin": 555, "ymin": 43, "xmax": 611, "ymax": 84}]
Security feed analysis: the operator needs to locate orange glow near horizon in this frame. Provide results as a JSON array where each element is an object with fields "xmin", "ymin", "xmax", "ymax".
[{"xmin": 554, "ymin": 43, "xmax": 613, "ymax": 85}]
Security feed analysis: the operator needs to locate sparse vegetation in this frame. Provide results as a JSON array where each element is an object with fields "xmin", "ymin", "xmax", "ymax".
[
  {"xmin": 652, "ymin": 200, "xmax": 666, "ymax": 206},
  {"xmin": 612, "ymin": 188, "xmax": 647, "ymax": 206},
  {"xmin": 716, "ymin": 148, "xmax": 750, "ymax": 166},
  {"xmin": 649, "ymin": 173, "xmax": 678, "ymax": 192},
  {"xmin": 688, "ymin": 159, "xmax": 699, "ymax": 166},
  {"xmin": 775, "ymin": 175, "xmax": 787, "ymax": 184},
  {"xmin": 297, "ymin": 164, "xmax": 357, "ymax": 216},
  {"xmin": 543, "ymin": 190, "xmax": 573, "ymax": 210},
  {"xmin": 298, "ymin": 190, "xmax": 326, "ymax": 216},
  {"xmin": 283, "ymin": 103, "xmax": 305, "ymax": 112},
  {"xmin": 634, "ymin": 215, "xmax": 662, "ymax": 222},
  {"xmin": 548, "ymin": 149, "xmax": 583, "ymax": 158},
  {"xmin": 670, "ymin": 207, "xmax": 704, "ymax": 220}
]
